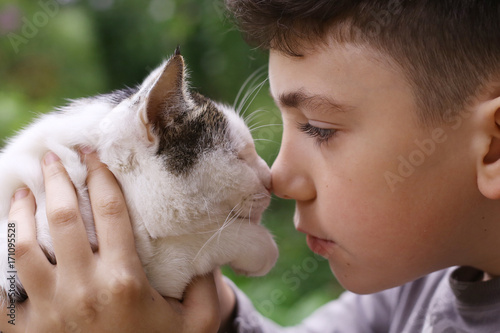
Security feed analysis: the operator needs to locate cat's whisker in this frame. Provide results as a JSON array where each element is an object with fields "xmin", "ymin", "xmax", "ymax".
[
  {"xmin": 239, "ymin": 78, "xmax": 269, "ymax": 118},
  {"xmin": 221, "ymin": 201, "xmax": 242, "ymax": 228},
  {"xmin": 234, "ymin": 66, "xmax": 268, "ymax": 115},
  {"xmin": 221, "ymin": 206, "xmax": 245, "ymax": 234},
  {"xmin": 249, "ymin": 123, "xmax": 282, "ymax": 133},
  {"xmin": 252, "ymin": 138, "xmax": 280, "ymax": 145},
  {"xmin": 192, "ymin": 229, "xmax": 221, "ymax": 235},
  {"xmin": 202, "ymin": 197, "xmax": 214, "ymax": 227},
  {"xmin": 252, "ymin": 192, "xmax": 272, "ymax": 200},
  {"xmin": 248, "ymin": 121, "xmax": 265, "ymax": 133},
  {"xmin": 192, "ymin": 230, "xmax": 220, "ymax": 263},
  {"xmin": 244, "ymin": 108, "xmax": 268, "ymax": 124},
  {"xmin": 233, "ymin": 66, "xmax": 266, "ymax": 109},
  {"xmin": 230, "ymin": 206, "xmax": 246, "ymax": 234},
  {"xmin": 236, "ymin": 76, "xmax": 268, "ymax": 116},
  {"xmin": 244, "ymin": 107, "xmax": 268, "ymax": 119},
  {"xmin": 217, "ymin": 206, "xmax": 246, "ymax": 243},
  {"xmin": 247, "ymin": 201, "xmax": 254, "ymax": 226},
  {"xmin": 218, "ymin": 204, "xmax": 247, "ymax": 238},
  {"xmin": 192, "ymin": 202, "xmax": 245, "ymax": 263}
]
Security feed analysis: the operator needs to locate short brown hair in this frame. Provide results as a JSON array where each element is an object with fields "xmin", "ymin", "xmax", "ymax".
[{"xmin": 226, "ymin": 0, "xmax": 500, "ymax": 125}]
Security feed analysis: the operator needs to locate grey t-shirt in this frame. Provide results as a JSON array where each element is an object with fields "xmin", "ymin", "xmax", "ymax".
[{"xmin": 226, "ymin": 267, "xmax": 500, "ymax": 333}]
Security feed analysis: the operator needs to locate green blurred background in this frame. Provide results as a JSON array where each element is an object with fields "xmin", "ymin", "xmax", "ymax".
[{"xmin": 0, "ymin": 0, "xmax": 343, "ymax": 326}]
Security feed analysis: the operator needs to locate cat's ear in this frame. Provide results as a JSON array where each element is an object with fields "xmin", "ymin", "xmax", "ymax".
[{"xmin": 139, "ymin": 48, "xmax": 189, "ymax": 142}]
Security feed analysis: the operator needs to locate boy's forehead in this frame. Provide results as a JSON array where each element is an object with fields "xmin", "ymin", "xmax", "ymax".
[
  {"xmin": 268, "ymin": 43, "xmax": 417, "ymax": 120},
  {"xmin": 268, "ymin": 43, "xmax": 404, "ymax": 95}
]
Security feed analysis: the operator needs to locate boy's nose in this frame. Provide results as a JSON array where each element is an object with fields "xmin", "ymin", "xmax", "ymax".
[{"xmin": 271, "ymin": 142, "xmax": 316, "ymax": 201}]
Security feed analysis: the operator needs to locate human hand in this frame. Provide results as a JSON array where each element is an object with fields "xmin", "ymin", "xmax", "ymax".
[{"xmin": 0, "ymin": 150, "xmax": 221, "ymax": 333}]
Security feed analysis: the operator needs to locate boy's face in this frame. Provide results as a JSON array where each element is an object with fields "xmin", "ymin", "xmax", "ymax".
[{"xmin": 269, "ymin": 43, "xmax": 483, "ymax": 293}]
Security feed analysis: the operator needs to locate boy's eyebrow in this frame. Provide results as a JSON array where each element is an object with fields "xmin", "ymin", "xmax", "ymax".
[{"xmin": 276, "ymin": 90, "xmax": 352, "ymax": 114}]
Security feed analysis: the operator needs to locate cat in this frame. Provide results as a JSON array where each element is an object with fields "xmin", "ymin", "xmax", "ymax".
[{"xmin": 0, "ymin": 47, "xmax": 279, "ymax": 303}]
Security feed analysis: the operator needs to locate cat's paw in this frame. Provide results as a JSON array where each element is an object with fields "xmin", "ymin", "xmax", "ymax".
[{"xmin": 230, "ymin": 227, "xmax": 279, "ymax": 276}]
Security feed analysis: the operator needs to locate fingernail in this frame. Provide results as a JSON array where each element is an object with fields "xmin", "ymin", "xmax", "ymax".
[
  {"xmin": 80, "ymin": 146, "xmax": 95, "ymax": 155},
  {"xmin": 44, "ymin": 152, "xmax": 60, "ymax": 165},
  {"xmin": 13, "ymin": 188, "xmax": 29, "ymax": 201}
]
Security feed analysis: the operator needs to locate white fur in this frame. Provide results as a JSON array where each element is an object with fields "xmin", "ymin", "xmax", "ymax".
[{"xmin": 0, "ymin": 58, "xmax": 278, "ymax": 301}]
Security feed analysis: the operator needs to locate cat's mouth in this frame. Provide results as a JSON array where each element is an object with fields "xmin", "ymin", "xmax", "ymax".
[
  {"xmin": 220, "ymin": 191, "xmax": 271, "ymax": 227},
  {"xmin": 231, "ymin": 194, "xmax": 271, "ymax": 225},
  {"xmin": 236, "ymin": 212, "xmax": 263, "ymax": 224}
]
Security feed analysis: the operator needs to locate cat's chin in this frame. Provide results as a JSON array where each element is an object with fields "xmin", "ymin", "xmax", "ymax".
[{"xmin": 228, "ymin": 227, "xmax": 279, "ymax": 277}]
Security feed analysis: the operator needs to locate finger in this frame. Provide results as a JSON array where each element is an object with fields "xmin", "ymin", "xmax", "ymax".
[
  {"xmin": 41, "ymin": 152, "xmax": 93, "ymax": 268},
  {"xmin": 214, "ymin": 269, "xmax": 236, "ymax": 327},
  {"xmin": 183, "ymin": 273, "xmax": 221, "ymax": 331},
  {"xmin": 82, "ymin": 151, "xmax": 137, "ymax": 260},
  {"xmin": 9, "ymin": 189, "xmax": 53, "ymax": 299}
]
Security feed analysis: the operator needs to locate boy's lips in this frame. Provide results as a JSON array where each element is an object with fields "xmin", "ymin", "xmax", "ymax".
[
  {"xmin": 295, "ymin": 218, "xmax": 337, "ymax": 257},
  {"xmin": 306, "ymin": 234, "xmax": 336, "ymax": 257}
]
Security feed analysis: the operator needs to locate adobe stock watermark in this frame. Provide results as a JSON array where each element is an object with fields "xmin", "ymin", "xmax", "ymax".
[
  {"xmin": 254, "ymin": 253, "xmax": 327, "ymax": 318},
  {"xmin": 235, "ymin": 255, "xmax": 329, "ymax": 332},
  {"xmin": 7, "ymin": 0, "xmax": 61, "ymax": 54},
  {"xmin": 252, "ymin": 110, "xmax": 282, "ymax": 157},
  {"xmin": 384, "ymin": 106, "xmax": 474, "ymax": 192},
  {"xmin": 5, "ymin": 221, "xmax": 17, "ymax": 327},
  {"xmin": 351, "ymin": 0, "xmax": 403, "ymax": 38},
  {"xmin": 242, "ymin": 240, "xmax": 336, "ymax": 328},
  {"xmin": 234, "ymin": 241, "xmax": 337, "ymax": 331},
  {"xmin": 62, "ymin": 272, "xmax": 137, "ymax": 333}
]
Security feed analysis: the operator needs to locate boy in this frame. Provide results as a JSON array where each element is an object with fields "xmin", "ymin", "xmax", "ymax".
[{"xmin": 3, "ymin": 0, "xmax": 500, "ymax": 332}]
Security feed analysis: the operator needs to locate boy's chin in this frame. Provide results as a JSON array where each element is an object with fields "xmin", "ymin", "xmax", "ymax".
[
  {"xmin": 329, "ymin": 261, "xmax": 417, "ymax": 295},
  {"xmin": 336, "ymin": 278, "xmax": 400, "ymax": 295}
]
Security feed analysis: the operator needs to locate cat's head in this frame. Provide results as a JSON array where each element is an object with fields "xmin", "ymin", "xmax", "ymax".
[{"xmin": 95, "ymin": 49, "xmax": 272, "ymax": 238}]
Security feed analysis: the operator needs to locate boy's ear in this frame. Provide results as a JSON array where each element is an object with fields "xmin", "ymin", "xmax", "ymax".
[
  {"xmin": 477, "ymin": 95, "xmax": 500, "ymax": 199},
  {"xmin": 138, "ymin": 48, "xmax": 189, "ymax": 143}
]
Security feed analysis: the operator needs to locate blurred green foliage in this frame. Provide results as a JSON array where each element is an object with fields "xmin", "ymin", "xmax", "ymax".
[{"xmin": 0, "ymin": 0, "xmax": 343, "ymax": 326}]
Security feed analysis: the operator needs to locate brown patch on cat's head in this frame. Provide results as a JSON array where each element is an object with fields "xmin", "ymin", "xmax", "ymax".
[
  {"xmin": 142, "ymin": 51, "xmax": 229, "ymax": 176},
  {"xmin": 156, "ymin": 93, "xmax": 228, "ymax": 175}
]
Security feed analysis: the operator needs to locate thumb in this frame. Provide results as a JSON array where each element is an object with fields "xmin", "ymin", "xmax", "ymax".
[{"xmin": 182, "ymin": 273, "xmax": 221, "ymax": 332}]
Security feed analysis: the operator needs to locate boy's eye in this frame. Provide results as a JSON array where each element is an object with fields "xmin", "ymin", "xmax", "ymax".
[{"xmin": 297, "ymin": 122, "xmax": 338, "ymax": 145}]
